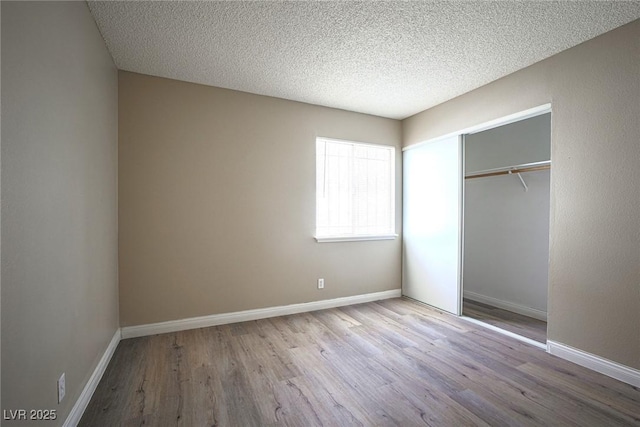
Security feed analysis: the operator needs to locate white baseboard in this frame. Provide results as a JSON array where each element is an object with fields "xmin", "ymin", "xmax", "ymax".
[
  {"xmin": 464, "ymin": 290, "xmax": 547, "ymax": 321},
  {"xmin": 547, "ymin": 340, "xmax": 640, "ymax": 388},
  {"xmin": 63, "ymin": 329, "xmax": 121, "ymax": 427},
  {"xmin": 121, "ymin": 289, "xmax": 402, "ymax": 339}
]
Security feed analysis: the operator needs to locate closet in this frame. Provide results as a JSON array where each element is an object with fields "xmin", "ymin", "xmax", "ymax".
[
  {"xmin": 462, "ymin": 113, "xmax": 551, "ymax": 344},
  {"xmin": 402, "ymin": 107, "xmax": 551, "ymax": 344}
]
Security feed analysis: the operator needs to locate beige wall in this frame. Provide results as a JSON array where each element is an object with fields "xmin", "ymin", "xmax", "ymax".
[
  {"xmin": 118, "ymin": 71, "xmax": 402, "ymax": 326},
  {"xmin": 404, "ymin": 20, "xmax": 640, "ymax": 369},
  {"xmin": 1, "ymin": 2, "xmax": 119, "ymax": 424}
]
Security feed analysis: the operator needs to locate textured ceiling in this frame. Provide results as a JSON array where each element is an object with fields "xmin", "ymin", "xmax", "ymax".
[{"xmin": 87, "ymin": 1, "xmax": 640, "ymax": 119}]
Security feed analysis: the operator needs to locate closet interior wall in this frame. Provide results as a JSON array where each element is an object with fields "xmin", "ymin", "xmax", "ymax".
[{"xmin": 463, "ymin": 114, "xmax": 551, "ymax": 319}]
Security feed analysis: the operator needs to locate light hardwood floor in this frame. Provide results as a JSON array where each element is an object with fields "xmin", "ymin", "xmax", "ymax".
[
  {"xmin": 463, "ymin": 298, "xmax": 548, "ymax": 344},
  {"xmin": 80, "ymin": 298, "xmax": 640, "ymax": 426}
]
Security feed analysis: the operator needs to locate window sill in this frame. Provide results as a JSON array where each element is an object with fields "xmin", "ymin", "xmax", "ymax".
[{"xmin": 314, "ymin": 234, "xmax": 398, "ymax": 243}]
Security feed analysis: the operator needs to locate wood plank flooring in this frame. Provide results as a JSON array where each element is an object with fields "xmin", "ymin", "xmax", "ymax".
[
  {"xmin": 463, "ymin": 298, "xmax": 548, "ymax": 344},
  {"xmin": 80, "ymin": 298, "xmax": 640, "ymax": 426}
]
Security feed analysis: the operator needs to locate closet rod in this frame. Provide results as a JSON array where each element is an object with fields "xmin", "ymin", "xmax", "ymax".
[{"xmin": 465, "ymin": 163, "xmax": 550, "ymax": 180}]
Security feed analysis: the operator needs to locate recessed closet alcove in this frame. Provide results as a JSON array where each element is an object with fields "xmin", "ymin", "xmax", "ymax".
[
  {"xmin": 462, "ymin": 113, "xmax": 551, "ymax": 344},
  {"xmin": 403, "ymin": 107, "xmax": 551, "ymax": 345}
]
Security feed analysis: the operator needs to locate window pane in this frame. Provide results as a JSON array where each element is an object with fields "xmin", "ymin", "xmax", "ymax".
[{"xmin": 316, "ymin": 138, "xmax": 394, "ymax": 238}]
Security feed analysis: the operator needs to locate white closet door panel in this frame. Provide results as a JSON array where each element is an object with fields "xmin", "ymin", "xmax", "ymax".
[{"xmin": 402, "ymin": 135, "xmax": 462, "ymax": 315}]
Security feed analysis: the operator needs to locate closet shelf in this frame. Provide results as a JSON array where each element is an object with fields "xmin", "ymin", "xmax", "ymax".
[{"xmin": 465, "ymin": 160, "xmax": 551, "ymax": 180}]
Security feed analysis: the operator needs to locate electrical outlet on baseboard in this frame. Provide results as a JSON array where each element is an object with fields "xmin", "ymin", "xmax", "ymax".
[{"xmin": 318, "ymin": 278, "xmax": 325, "ymax": 289}]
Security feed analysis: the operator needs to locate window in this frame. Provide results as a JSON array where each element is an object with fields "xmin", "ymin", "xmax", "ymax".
[{"xmin": 315, "ymin": 137, "xmax": 396, "ymax": 242}]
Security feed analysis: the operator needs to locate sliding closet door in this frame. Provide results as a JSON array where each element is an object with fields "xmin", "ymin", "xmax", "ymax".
[{"xmin": 403, "ymin": 135, "xmax": 462, "ymax": 315}]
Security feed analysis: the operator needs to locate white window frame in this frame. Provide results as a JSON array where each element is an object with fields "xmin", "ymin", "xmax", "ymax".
[{"xmin": 315, "ymin": 137, "xmax": 397, "ymax": 243}]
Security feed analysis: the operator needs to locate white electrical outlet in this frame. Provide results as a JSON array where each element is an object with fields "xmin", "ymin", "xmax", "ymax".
[
  {"xmin": 318, "ymin": 278, "xmax": 324, "ymax": 289},
  {"xmin": 58, "ymin": 373, "xmax": 66, "ymax": 403}
]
